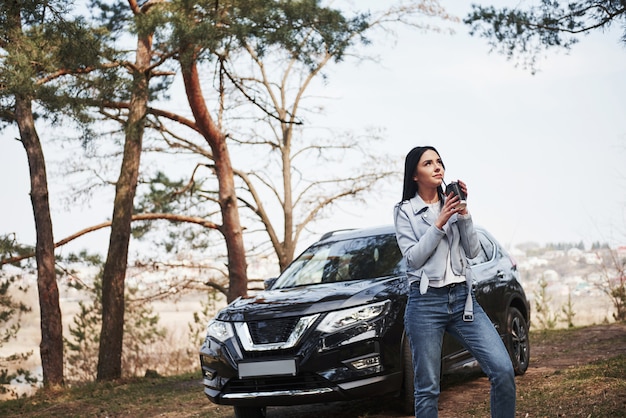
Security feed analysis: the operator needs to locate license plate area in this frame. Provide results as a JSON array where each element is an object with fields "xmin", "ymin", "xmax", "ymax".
[{"xmin": 238, "ymin": 359, "xmax": 297, "ymax": 378}]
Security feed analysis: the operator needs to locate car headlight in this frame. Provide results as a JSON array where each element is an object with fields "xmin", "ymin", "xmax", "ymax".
[
  {"xmin": 206, "ymin": 319, "xmax": 234, "ymax": 342},
  {"xmin": 316, "ymin": 300, "xmax": 390, "ymax": 333}
]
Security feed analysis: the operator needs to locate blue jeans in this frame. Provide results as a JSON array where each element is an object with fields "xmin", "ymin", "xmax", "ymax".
[{"xmin": 404, "ymin": 282, "xmax": 516, "ymax": 418}]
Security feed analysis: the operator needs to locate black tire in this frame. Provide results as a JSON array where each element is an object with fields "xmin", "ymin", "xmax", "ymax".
[
  {"xmin": 505, "ymin": 307, "xmax": 530, "ymax": 375},
  {"xmin": 234, "ymin": 406, "xmax": 267, "ymax": 418},
  {"xmin": 400, "ymin": 336, "xmax": 415, "ymax": 415}
]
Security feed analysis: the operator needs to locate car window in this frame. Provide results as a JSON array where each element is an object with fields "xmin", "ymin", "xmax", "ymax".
[
  {"xmin": 272, "ymin": 233, "xmax": 404, "ymax": 289},
  {"xmin": 468, "ymin": 231, "xmax": 495, "ymax": 266}
]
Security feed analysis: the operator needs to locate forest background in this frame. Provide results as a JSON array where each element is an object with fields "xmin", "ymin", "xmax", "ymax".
[{"xmin": 1, "ymin": 0, "xmax": 625, "ymax": 399}]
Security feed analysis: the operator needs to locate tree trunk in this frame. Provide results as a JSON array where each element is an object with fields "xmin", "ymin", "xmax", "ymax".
[
  {"xmin": 180, "ymin": 58, "xmax": 248, "ymax": 302},
  {"xmin": 15, "ymin": 96, "xmax": 65, "ymax": 387},
  {"xmin": 97, "ymin": 31, "xmax": 152, "ymax": 381},
  {"xmin": 280, "ymin": 127, "xmax": 294, "ymax": 272}
]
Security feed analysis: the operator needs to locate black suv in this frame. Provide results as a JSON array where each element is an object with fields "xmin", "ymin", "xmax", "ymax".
[{"xmin": 199, "ymin": 225, "xmax": 530, "ymax": 417}]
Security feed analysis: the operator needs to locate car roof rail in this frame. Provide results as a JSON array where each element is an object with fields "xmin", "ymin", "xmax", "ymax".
[{"xmin": 319, "ymin": 228, "xmax": 356, "ymax": 241}]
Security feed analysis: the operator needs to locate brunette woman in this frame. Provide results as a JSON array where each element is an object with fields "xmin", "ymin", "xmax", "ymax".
[{"xmin": 394, "ymin": 146, "xmax": 516, "ymax": 418}]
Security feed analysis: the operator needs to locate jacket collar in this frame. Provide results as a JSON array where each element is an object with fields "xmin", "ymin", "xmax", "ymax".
[
  {"xmin": 407, "ymin": 193, "xmax": 455, "ymax": 231},
  {"xmin": 408, "ymin": 193, "xmax": 429, "ymax": 215}
]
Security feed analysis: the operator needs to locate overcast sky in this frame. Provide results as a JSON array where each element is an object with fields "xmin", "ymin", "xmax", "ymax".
[
  {"xmin": 312, "ymin": 1, "xmax": 626, "ymax": 250},
  {"xmin": 2, "ymin": 1, "xmax": 625, "ymax": 256}
]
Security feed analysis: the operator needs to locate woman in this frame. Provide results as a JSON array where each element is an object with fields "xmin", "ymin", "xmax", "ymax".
[{"xmin": 393, "ymin": 146, "xmax": 516, "ymax": 418}]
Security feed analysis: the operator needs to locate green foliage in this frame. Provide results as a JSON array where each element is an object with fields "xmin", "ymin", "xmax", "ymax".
[
  {"xmin": 188, "ymin": 288, "xmax": 220, "ymax": 347},
  {"xmin": 0, "ymin": 234, "xmax": 35, "ymax": 269},
  {"xmin": 132, "ymin": 172, "xmax": 226, "ymax": 254},
  {"xmin": 60, "ymin": 250, "xmax": 104, "ymax": 268},
  {"xmin": 122, "ymin": 286, "xmax": 167, "ymax": 378},
  {"xmin": 533, "ymin": 276, "xmax": 560, "ymax": 330},
  {"xmin": 132, "ymin": 171, "xmax": 190, "ymax": 239},
  {"xmin": 0, "ymin": 279, "xmax": 30, "ymax": 345},
  {"xmin": 611, "ymin": 280, "xmax": 626, "ymax": 322},
  {"xmin": 64, "ymin": 269, "xmax": 167, "ymax": 383},
  {"xmin": 1, "ymin": 1, "xmax": 106, "ymax": 100},
  {"xmin": 166, "ymin": 0, "xmax": 371, "ymax": 67},
  {"xmin": 0, "ymin": 367, "xmax": 38, "ymax": 399},
  {"xmin": 0, "ymin": 275, "xmax": 35, "ymax": 398},
  {"xmin": 64, "ymin": 281, "xmax": 103, "ymax": 383},
  {"xmin": 231, "ymin": 0, "xmax": 371, "ymax": 65},
  {"xmin": 136, "ymin": 171, "xmax": 188, "ymax": 214},
  {"xmin": 464, "ymin": 0, "xmax": 626, "ymax": 73},
  {"xmin": 0, "ymin": 0, "xmax": 131, "ymax": 148},
  {"xmin": 561, "ymin": 293, "xmax": 576, "ymax": 328}
]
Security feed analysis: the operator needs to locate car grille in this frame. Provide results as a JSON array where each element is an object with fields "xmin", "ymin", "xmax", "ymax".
[
  {"xmin": 225, "ymin": 373, "xmax": 330, "ymax": 393},
  {"xmin": 248, "ymin": 317, "xmax": 300, "ymax": 344},
  {"xmin": 235, "ymin": 313, "xmax": 320, "ymax": 352}
]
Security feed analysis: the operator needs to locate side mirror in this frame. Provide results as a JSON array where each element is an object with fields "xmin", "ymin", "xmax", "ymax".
[{"xmin": 264, "ymin": 277, "xmax": 277, "ymax": 290}]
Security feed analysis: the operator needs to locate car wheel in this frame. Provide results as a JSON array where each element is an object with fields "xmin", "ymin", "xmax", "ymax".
[
  {"xmin": 400, "ymin": 336, "xmax": 415, "ymax": 415},
  {"xmin": 234, "ymin": 406, "xmax": 267, "ymax": 418},
  {"xmin": 505, "ymin": 307, "xmax": 530, "ymax": 375}
]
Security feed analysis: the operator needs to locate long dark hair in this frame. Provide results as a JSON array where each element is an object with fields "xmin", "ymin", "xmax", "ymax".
[{"xmin": 401, "ymin": 146, "xmax": 445, "ymax": 201}]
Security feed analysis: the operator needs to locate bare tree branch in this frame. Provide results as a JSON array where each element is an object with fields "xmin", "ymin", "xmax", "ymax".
[{"xmin": 0, "ymin": 213, "xmax": 219, "ymax": 266}]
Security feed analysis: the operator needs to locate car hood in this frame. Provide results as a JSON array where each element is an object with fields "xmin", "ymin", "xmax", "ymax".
[{"xmin": 216, "ymin": 276, "xmax": 406, "ymax": 322}]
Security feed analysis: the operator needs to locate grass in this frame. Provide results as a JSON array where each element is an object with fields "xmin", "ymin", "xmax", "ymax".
[
  {"xmin": 0, "ymin": 372, "xmax": 224, "ymax": 418},
  {"xmin": 516, "ymin": 355, "xmax": 626, "ymax": 418},
  {"xmin": 461, "ymin": 354, "xmax": 626, "ymax": 418},
  {"xmin": 1, "ymin": 325, "xmax": 625, "ymax": 418}
]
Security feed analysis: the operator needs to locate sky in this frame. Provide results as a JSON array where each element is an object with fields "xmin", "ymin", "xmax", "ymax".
[
  {"xmin": 312, "ymin": 1, "xmax": 626, "ymax": 250},
  {"xmin": 1, "ymin": 1, "xmax": 626, "ymax": 257}
]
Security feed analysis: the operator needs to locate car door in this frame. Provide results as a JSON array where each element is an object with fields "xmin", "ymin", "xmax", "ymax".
[
  {"xmin": 441, "ymin": 230, "xmax": 500, "ymax": 371},
  {"xmin": 470, "ymin": 230, "xmax": 502, "ymax": 317}
]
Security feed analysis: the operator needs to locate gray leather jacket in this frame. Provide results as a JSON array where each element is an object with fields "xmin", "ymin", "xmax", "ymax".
[{"xmin": 393, "ymin": 193, "xmax": 480, "ymax": 290}]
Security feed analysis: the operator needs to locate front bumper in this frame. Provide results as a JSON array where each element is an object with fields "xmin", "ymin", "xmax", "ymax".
[
  {"xmin": 202, "ymin": 372, "xmax": 402, "ymax": 407},
  {"xmin": 199, "ymin": 319, "xmax": 404, "ymax": 407}
]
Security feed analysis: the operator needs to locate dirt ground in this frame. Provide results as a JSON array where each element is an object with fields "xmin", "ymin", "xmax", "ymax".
[
  {"xmin": 435, "ymin": 323, "xmax": 626, "ymax": 418},
  {"xmin": 4, "ymin": 323, "xmax": 624, "ymax": 418},
  {"xmin": 204, "ymin": 323, "xmax": 626, "ymax": 418}
]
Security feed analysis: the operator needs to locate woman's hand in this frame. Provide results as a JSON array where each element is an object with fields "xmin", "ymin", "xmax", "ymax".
[
  {"xmin": 435, "ymin": 180, "xmax": 469, "ymax": 229},
  {"xmin": 457, "ymin": 180, "xmax": 469, "ymax": 216}
]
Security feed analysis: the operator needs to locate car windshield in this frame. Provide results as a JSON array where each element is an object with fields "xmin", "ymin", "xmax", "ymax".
[{"xmin": 272, "ymin": 233, "xmax": 404, "ymax": 289}]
